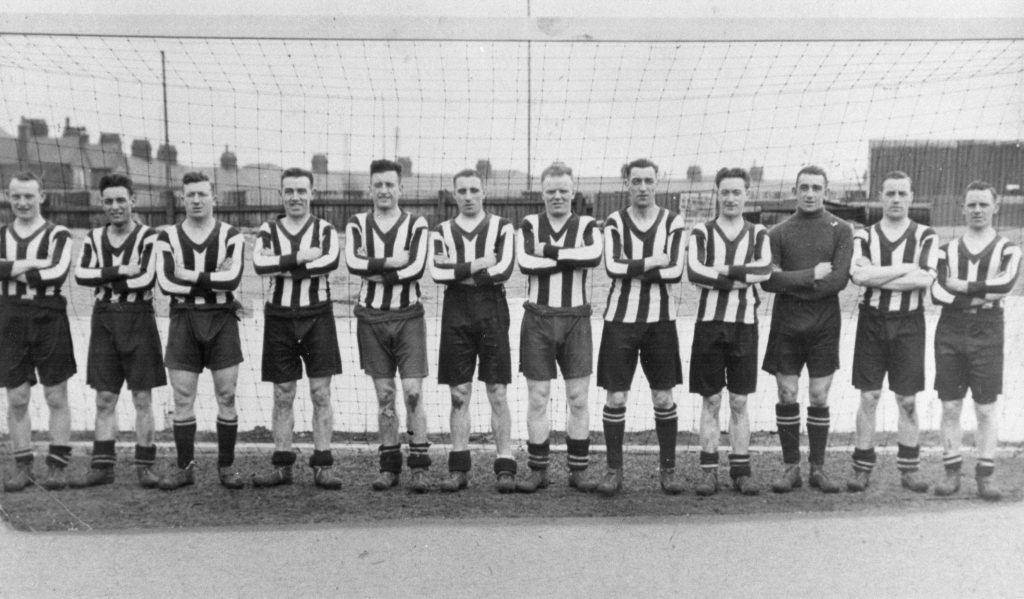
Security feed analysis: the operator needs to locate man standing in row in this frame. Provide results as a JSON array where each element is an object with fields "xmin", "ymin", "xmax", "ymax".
[
  {"xmin": 430, "ymin": 169, "xmax": 517, "ymax": 493},
  {"xmin": 345, "ymin": 159, "xmax": 432, "ymax": 493},
  {"xmin": 155, "ymin": 172, "xmax": 246, "ymax": 490},
  {"xmin": 72, "ymin": 173, "xmax": 166, "ymax": 489},
  {"xmin": 761, "ymin": 165, "xmax": 852, "ymax": 494},
  {"xmin": 686, "ymin": 168, "xmax": 772, "ymax": 496},
  {"xmin": 596, "ymin": 158, "xmax": 685, "ymax": 497},
  {"xmin": 515, "ymin": 162, "xmax": 603, "ymax": 493},
  {"xmin": 846, "ymin": 171, "xmax": 936, "ymax": 493},
  {"xmin": 0, "ymin": 172, "xmax": 76, "ymax": 491},
  {"xmin": 930, "ymin": 181, "xmax": 1020, "ymax": 500},
  {"xmin": 251, "ymin": 167, "xmax": 344, "ymax": 490}
]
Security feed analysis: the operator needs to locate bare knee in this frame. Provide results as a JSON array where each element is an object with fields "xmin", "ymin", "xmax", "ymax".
[
  {"xmin": 96, "ymin": 391, "xmax": 119, "ymax": 415},
  {"xmin": 605, "ymin": 391, "xmax": 628, "ymax": 409},
  {"xmin": 6, "ymin": 386, "xmax": 31, "ymax": 411},
  {"xmin": 131, "ymin": 391, "xmax": 152, "ymax": 412},
  {"xmin": 895, "ymin": 394, "xmax": 916, "ymax": 416},
  {"xmin": 703, "ymin": 393, "xmax": 723, "ymax": 412},
  {"xmin": 450, "ymin": 384, "xmax": 471, "ymax": 410},
  {"xmin": 728, "ymin": 393, "xmax": 747, "ymax": 413},
  {"xmin": 776, "ymin": 377, "xmax": 799, "ymax": 404},
  {"xmin": 651, "ymin": 389, "xmax": 674, "ymax": 410}
]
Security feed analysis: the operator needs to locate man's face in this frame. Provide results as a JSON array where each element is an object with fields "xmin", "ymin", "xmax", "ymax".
[
  {"xmin": 8, "ymin": 178, "xmax": 44, "ymax": 223},
  {"xmin": 716, "ymin": 177, "xmax": 748, "ymax": 218},
  {"xmin": 541, "ymin": 174, "xmax": 574, "ymax": 219},
  {"xmin": 182, "ymin": 180, "xmax": 215, "ymax": 220},
  {"xmin": 963, "ymin": 189, "xmax": 998, "ymax": 231},
  {"xmin": 626, "ymin": 166, "xmax": 658, "ymax": 209},
  {"xmin": 454, "ymin": 175, "xmax": 485, "ymax": 217},
  {"xmin": 370, "ymin": 170, "xmax": 402, "ymax": 212},
  {"xmin": 101, "ymin": 186, "xmax": 135, "ymax": 227},
  {"xmin": 794, "ymin": 173, "xmax": 827, "ymax": 214},
  {"xmin": 880, "ymin": 178, "xmax": 913, "ymax": 221},
  {"xmin": 280, "ymin": 175, "xmax": 313, "ymax": 219}
]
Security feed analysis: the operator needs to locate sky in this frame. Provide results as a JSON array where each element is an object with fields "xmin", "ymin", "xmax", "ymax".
[{"xmin": 0, "ymin": 1, "xmax": 1021, "ymax": 186}]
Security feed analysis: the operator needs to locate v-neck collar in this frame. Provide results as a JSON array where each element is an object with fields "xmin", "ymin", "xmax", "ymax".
[
  {"xmin": 277, "ymin": 215, "xmax": 313, "ymax": 240},
  {"xmin": 959, "ymin": 234, "xmax": 998, "ymax": 260},
  {"xmin": 371, "ymin": 211, "xmax": 408, "ymax": 241},
  {"xmin": 452, "ymin": 213, "xmax": 488, "ymax": 239},
  {"xmin": 9, "ymin": 221, "xmax": 47, "ymax": 243},
  {"xmin": 103, "ymin": 223, "xmax": 139, "ymax": 254},
  {"xmin": 709, "ymin": 219, "xmax": 749, "ymax": 244},
  {"xmin": 541, "ymin": 212, "xmax": 571, "ymax": 242},
  {"xmin": 179, "ymin": 221, "xmax": 219, "ymax": 250},
  {"xmin": 874, "ymin": 221, "xmax": 914, "ymax": 249},
  {"xmin": 622, "ymin": 207, "xmax": 664, "ymax": 238}
]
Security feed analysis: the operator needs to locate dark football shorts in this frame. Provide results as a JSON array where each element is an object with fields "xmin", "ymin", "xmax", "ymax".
[
  {"xmin": 355, "ymin": 303, "xmax": 428, "ymax": 379},
  {"xmin": 689, "ymin": 321, "xmax": 758, "ymax": 396},
  {"xmin": 762, "ymin": 296, "xmax": 841, "ymax": 378},
  {"xmin": 87, "ymin": 302, "xmax": 167, "ymax": 393},
  {"xmin": 437, "ymin": 285, "xmax": 511, "ymax": 386},
  {"xmin": 518, "ymin": 302, "xmax": 593, "ymax": 381},
  {"xmin": 165, "ymin": 304, "xmax": 244, "ymax": 373},
  {"xmin": 851, "ymin": 305, "xmax": 925, "ymax": 396},
  {"xmin": 262, "ymin": 301, "xmax": 343, "ymax": 383},
  {"xmin": 933, "ymin": 311, "xmax": 1003, "ymax": 404},
  {"xmin": 0, "ymin": 298, "xmax": 76, "ymax": 388},
  {"xmin": 597, "ymin": 320, "xmax": 683, "ymax": 392}
]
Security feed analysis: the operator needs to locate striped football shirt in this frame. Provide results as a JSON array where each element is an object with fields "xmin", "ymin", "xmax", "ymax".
[
  {"xmin": 853, "ymin": 221, "xmax": 938, "ymax": 313},
  {"xmin": 686, "ymin": 219, "xmax": 772, "ymax": 324},
  {"xmin": 602, "ymin": 207, "xmax": 685, "ymax": 323},
  {"xmin": 344, "ymin": 211, "xmax": 429, "ymax": 310},
  {"xmin": 252, "ymin": 216, "xmax": 340, "ymax": 308},
  {"xmin": 516, "ymin": 212, "xmax": 602, "ymax": 309},
  {"xmin": 75, "ymin": 223, "xmax": 159, "ymax": 304}
]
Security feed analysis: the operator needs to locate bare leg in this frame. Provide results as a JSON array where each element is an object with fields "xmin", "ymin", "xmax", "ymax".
[
  {"xmin": 373, "ymin": 378, "xmax": 400, "ymax": 447},
  {"xmin": 94, "ymin": 390, "xmax": 120, "ymax": 441},
  {"xmin": 309, "ymin": 376, "xmax": 333, "ymax": 452},
  {"xmin": 131, "ymin": 390, "xmax": 155, "ymax": 447},
  {"xmin": 699, "ymin": 393, "xmax": 722, "ymax": 454},
  {"xmin": 525, "ymin": 378, "xmax": 551, "ymax": 444},
  {"xmin": 43, "ymin": 381, "xmax": 70, "ymax": 445},
  {"xmin": 271, "ymin": 381, "xmax": 298, "ymax": 452},
  {"xmin": 728, "ymin": 393, "xmax": 750, "ymax": 456},
  {"xmin": 486, "ymin": 383, "xmax": 512, "ymax": 457},
  {"xmin": 6, "ymin": 383, "xmax": 32, "ymax": 453},
  {"xmin": 401, "ymin": 377, "xmax": 427, "ymax": 444},
  {"xmin": 449, "ymin": 382, "xmax": 472, "ymax": 452}
]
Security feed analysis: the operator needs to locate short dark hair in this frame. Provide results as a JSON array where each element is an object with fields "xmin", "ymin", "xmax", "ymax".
[
  {"xmin": 881, "ymin": 170, "xmax": 912, "ymax": 191},
  {"xmin": 621, "ymin": 158, "xmax": 659, "ymax": 180},
  {"xmin": 540, "ymin": 162, "xmax": 574, "ymax": 183},
  {"xmin": 182, "ymin": 171, "xmax": 211, "ymax": 187},
  {"xmin": 99, "ymin": 173, "xmax": 134, "ymax": 195},
  {"xmin": 452, "ymin": 168, "xmax": 483, "ymax": 188},
  {"xmin": 10, "ymin": 171, "xmax": 40, "ymax": 185},
  {"xmin": 795, "ymin": 165, "xmax": 828, "ymax": 187},
  {"xmin": 280, "ymin": 167, "xmax": 314, "ymax": 187},
  {"xmin": 966, "ymin": 179, "xmax": 998, "ymax": 200},
  {"xmin": 370, "ymin": 159, "xmax": 403, "ymax": 179},
  {"xmin": 715, "ymin": 167, "xmax": 750, "ymax": 189}
]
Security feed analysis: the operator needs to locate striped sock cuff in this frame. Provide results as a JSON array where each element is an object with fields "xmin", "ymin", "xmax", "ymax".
[
  {"xmin": 46, "ymin": 444, "xmax": 72, "ymax": 468},
  {"xmin": 896, "ymin": 444, "xmax": 921, "ymax": 473},
  {"xmin": 91, "ymin": 440, "xmax": 117, "ymax": 469},
  {"xmin": 602, "ymin": 405, "xmax": 626, "ymax": 424},
  {"xmin": 566, "ymin": 437, "xmax": 590, "ymax": 471},
  {"xmin": 134, "ymin": 444, "xmax": 157, "ymax": 467},
  {"xmin": 775, "ymin": 402, "xmax": 800, "ymax": 427},
  {"xmin": 407, "ymin": 442, "xmax": 432, "ymax": 470},
  {"xmin": 852, "ymin": 447, "xmax": 877, "ymax": 473},
  {"xmin": 215, "ymin": 416, "xmax": 238, "ymax": 427},
  {"xmin": 728, "ymin": 454, "xmax": 752, "ymax": 479},
  {"xmin": 942, "ymin": 453, "xmax": 963, "ymax": 473},
  {"xmin": 378, "ymin": 444, "xmax": 402, "ymax": 473},
  {"xmin": 174, "ymin": 416, "xmax": 198, "ymax": 428},
  {"xmin": 13, "ymin": 449, "xmax": 33, "ymax": 465},
  {"xmin": 527, "ymin": 441, "xmax": 551, "ymax": 471},
  {"xmin": 699, "ymin": 451, "xmax": 719, "ymax": 471},
  {"xmin": 976, "ymin": 458, "xmax": 995, "ymax": 479},
  {"xmin": 806, "ymin": 405, "xmax": 830, "ymax": 429},
  {"xmin": 653, "ymin": 403, "xmax": 678, "ymax": 422}
]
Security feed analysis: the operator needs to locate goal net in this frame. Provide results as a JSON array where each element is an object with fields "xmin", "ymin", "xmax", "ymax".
[{"xmin": 0, "ymin": 21, "xmax": 1022, "ymax": 446}]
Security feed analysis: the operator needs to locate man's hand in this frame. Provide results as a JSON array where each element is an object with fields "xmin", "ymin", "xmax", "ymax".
[
  {"xmin": 646, "ymin": 252, "xmax": 670, "ymax": 270},
  {"xmin": 174, "ymin": 266, "xmax": 198, "ymax": 283},
  {"xmin": 119, "ymin": 264, "xmax": 141, "ymax": 277},
  {"xmin": 217, "ymin": 257, "xmax": 234, "ymax": 272},
  {"xmin": 813, "ymin": 262, "xmax": 832, "ymax": 280},
  {"xmin": 384, "ymin": 249, "xmax": 410, "ymax": 269},
  {"xmin": 713, "ymin": 264, "xmax": 729, "ymax": 275},
  {"xmin": 853, "ymin": 256, "xmax": 872, "ymax": 268},
  {"xmin": 297, "ymin": 247, "xmax": 323, "ymax": 265},
  {"xmin": 434, "ymin": 253, "xmax": 453, "ymax": 266},
  {"xmin": 471, "ymin": 253, "xmax": 497, "ymax": 273},
  {"xmin": 533, "ymin": 242, "xmax": 548, "ymax": 257},
  {"xmin": 945, "ymin": 278, "xmax": 969, "ymax": 294}
]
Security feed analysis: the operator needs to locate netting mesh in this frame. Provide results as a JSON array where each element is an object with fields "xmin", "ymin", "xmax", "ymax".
[{"xmin": 0, "ymin": 34, "xmax": 1022, "ymax": 442}]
